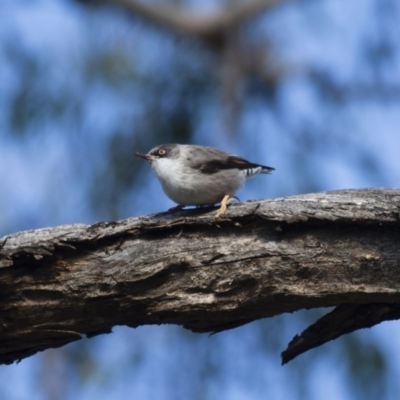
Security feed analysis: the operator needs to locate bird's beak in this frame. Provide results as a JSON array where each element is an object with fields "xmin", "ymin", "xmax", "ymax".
[{"xmin": 134, "ymin": 152, "xmax": 157, "ymax": 162}]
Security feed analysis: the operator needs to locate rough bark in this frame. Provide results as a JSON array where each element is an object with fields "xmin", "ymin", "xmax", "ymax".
[{"xmin": 0, "ymin": 188, "xmax": 399, "ymax": 366}]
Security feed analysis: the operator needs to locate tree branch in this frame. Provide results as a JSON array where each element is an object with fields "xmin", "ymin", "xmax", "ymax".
[
  {"xmin": 1, "ymin": 188, "xmax": 399, "ymax": 365},
  {"xmin": 110, "ymin": 0, "xmax": 285, "ymax": 47},
  {"xmin": 282, "ymin": 303, "xmax": 400, "ymax": 364}
]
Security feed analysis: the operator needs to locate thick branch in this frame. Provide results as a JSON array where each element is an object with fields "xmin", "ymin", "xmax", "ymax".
[{"xmin": 0, "ymin": 188, "xmax": 399, "ymax": 365}]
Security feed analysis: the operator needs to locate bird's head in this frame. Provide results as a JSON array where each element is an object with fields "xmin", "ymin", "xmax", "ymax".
[{"xmin": 134, "ymin": 144, "xmax": 178, "ymax": 162}]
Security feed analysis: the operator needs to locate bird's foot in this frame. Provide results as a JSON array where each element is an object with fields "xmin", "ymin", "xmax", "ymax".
[
  {"xmin": 168, "ymin": 205, "xmax": 185, "ymax": 213},
  {"xmin": 215, "ymin": 195, "xmax": 236, "ymax": 218}
]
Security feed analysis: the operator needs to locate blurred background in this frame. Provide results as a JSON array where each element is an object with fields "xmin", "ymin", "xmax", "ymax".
[{"xmin": 1, "ymin": 0, "xmax": 400, "ymax": 399}]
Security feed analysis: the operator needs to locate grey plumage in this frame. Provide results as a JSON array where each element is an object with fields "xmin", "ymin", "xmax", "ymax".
[{"xmin": 134, "ymin": 144, "xmax": 274, "ymax": 208}]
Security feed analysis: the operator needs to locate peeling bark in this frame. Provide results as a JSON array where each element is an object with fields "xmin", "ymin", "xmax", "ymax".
[{"xmin": 0, "ymin": 188, "xmax": 399, "ymax": 365}]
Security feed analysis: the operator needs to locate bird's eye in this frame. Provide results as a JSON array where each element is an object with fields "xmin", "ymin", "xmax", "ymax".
[{"xmin": 159, "ymin": 149, "xmax": 166, "ymax": 155}]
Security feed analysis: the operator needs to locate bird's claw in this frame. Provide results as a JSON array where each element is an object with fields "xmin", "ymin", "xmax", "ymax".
[
  {"xmin": 215, "ymin": 195, "xmax": 235, "ymax": 218},
  {"xmin": 168, "ymin": 205, "xmax": 185, "ymax": 213}
]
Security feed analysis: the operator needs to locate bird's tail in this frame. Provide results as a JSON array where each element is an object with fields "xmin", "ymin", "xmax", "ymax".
[
  {"xmin": 244, "ymin": 165, "xmax": 275, "ymax": 178},
  {"xmin": 261, "ymin": 166, "xmax": 275, "ymax": 174}
]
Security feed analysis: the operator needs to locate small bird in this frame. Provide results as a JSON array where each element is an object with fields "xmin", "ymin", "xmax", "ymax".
[{"xmin": 134, "ymin": 144, "xmax": 274, "ymax": 217}]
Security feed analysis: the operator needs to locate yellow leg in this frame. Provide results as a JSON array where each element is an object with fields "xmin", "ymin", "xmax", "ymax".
[{"xmin": 215, "ymin": 195, "xmax": 235, "ymax": 218}]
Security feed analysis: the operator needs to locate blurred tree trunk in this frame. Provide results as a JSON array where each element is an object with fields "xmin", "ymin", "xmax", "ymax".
[
  {"xmin": 1, "ymin": 188, "xmax": 399, "ymax": 365},
  {"xmin": 111, "ymin": 0, "xmax": 284, "ymax": 47}
]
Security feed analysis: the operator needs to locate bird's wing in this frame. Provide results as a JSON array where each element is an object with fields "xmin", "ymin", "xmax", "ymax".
[{"xmin": 188, "ymin": 146, "xmax": 274, "ymax": 174}]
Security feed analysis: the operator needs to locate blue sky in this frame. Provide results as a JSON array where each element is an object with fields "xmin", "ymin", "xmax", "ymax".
[{"xmin": 1, "ymin": 0, "xmax": 400, "ymax": 399}]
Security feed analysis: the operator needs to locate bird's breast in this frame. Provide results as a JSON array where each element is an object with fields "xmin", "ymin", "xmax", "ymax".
[{"xmin": 151, "ymin": 158, "xmax": 245, "ymax": 205}]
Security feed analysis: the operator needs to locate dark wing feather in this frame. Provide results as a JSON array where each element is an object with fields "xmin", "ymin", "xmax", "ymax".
[{"xmin": 188, "ymin": 146, "xmax": 274, "ymax": 174}]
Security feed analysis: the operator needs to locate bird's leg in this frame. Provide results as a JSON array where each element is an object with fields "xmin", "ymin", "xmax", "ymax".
[
  {"xmin": 215, "ymin": 195, "xmax": 235, "ymax": 218},
  {"xmin": 168, "ymin": 205, "xmax": 185, "ymax": 213}
]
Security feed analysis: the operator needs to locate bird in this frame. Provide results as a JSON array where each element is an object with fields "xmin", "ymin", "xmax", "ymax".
[{"xmin": 134, "ymin": 144, "xmax": 274, "ymax": 217}]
